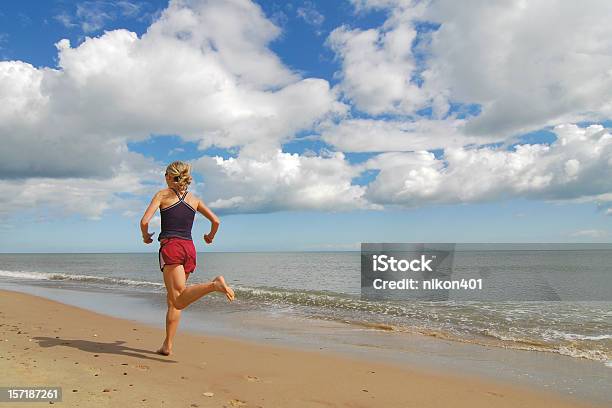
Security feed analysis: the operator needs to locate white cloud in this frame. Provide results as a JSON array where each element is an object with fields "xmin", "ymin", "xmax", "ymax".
[
  {"xmin": 3, "ymin": 0, "xmax": 612, "ymax": 220},
  {"xmin": 320, "ymin": 117, "xmax": 481, "ymax": 152},
  {"xmin": 297, "ymin": 1, "xmax": 325, "ymax": 34},
  {"xmin": 306, "ymin": 0, "xmax": 612, "ymax": 216},
  {"xmin": 0, "ymin": 171, "xmax": 158, "ymax": 220},
  {"xmin": 55, "ymin": 0, "xmax": 151, "ymax": 33},
  {"xmin": 423, "ymin": 1, "xmax": 612, "ymax": 138},
  {"xmin": 343, "ymin": 0, "xmax": 612, "ymax": 138},
  {"xmin": 54, "ymin": 12, "xmax": 78, "ymax": 29},
  {"xmin": 0, "ymin": 0, "xmax": 342, "ymax": 218},
  {"xmin": 1, "ymin": 0, "xmax": 340, "ymax": 177},
  {"xmin": 327, "ymin": 9, "xmax": 433, "ymax": 116},
  {"xmin": 190, "ymin": 123, "xmax": 612, "ymax": 214},
  {"xmin": 193, "ymin": 150, "xmax": 375, "ymax": 214},
  {"xmin": 363, "ymin": 124, "xmax": 612, "ymax": 207}
]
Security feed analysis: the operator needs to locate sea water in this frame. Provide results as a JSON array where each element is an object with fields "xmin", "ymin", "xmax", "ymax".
[{"xmin": 0, "ymin": 250, "xmax": 609, "ymax": 366}]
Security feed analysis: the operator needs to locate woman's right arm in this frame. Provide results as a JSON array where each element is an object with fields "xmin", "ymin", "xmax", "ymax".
[{"xmin": 140, "ymin": 192, "xmax": 162, "ymax": 244}]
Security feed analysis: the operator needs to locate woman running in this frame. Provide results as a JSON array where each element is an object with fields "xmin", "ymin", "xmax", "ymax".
[{"xmin": 140, "ymin": 161, "xmax": 235, "ymax": 356}]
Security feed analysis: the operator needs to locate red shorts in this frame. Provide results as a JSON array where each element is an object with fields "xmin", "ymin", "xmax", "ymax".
[{"xmin": 159, "ymin": 237, "xmax": 197, "ymax": 274}]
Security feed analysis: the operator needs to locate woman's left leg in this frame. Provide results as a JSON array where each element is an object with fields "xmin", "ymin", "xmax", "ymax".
[{"xmin": 157, "ymin": 265, "xmax": 234, "ymax": 355}]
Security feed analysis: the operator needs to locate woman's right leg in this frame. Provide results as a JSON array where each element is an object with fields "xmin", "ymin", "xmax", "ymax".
[
  {"xmin": 162, "ymin": 264, "xmax": 234, "ymax": 311},
  {"xmin": 157, "ymin": 295, "xmax": 181, "ymax": 356}
]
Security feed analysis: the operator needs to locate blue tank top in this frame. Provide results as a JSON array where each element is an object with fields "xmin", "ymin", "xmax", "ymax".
[{"xmin": 158, "ymin": 189, "xmax": 196, "ymax": 241}]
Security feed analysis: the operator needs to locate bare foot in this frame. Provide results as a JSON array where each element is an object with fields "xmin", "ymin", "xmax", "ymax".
[
  {"xmin": 156, "ymin": 344, "xmax": 171, "ymax": 356},
  {"xmin": 213, "ymin": 276, "xmax": 235, "ymax": 302}
]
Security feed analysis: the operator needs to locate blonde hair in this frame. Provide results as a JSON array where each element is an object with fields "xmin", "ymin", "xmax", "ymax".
[{"xmin": 166, "ymin": 161, "xmax": 192, "ymax": 191}]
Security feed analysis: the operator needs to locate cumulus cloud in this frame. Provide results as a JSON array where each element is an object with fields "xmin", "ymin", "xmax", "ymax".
[
  {"xmin": 426, "ymin": 1, "xmax": 612, "ymax": 138},
  {"xmin": 313, "ymin": 0, "xmax": 612, "ymax": 216},
  {"xmin": 327, "ymin": 5, "xmax": 433, "ymax": 116},
  {"xmin": 363, "ymin": 124, "xmax": 612, "ymax": 207},
  {"xmin": 2, "ymin": 0, "xmax": 612, "ymax": 220},
  {"xmin": 342, "ymin": 0, "xmax": 612, "ymax": 138},
  {"xmin": 0, "ymin": 171, "xmax": 158, "ymax": 220},
  {"xmin": 193, "ymin": 150, "xmax": 374, "ymax": 214},
  {"xmin": 194, "ymin": 122, "xmax": 612, "ymax": 214},
  {"xmin": 0, "ymin": 0, "xmax": 341, "ymax": 218},
  {"xmin": 1, "ymin": 0, "xmax": 340, "ymax": 177},
  {"xmin": 319, "ymin": 117, "xmax": 479, "ymax": 152}
]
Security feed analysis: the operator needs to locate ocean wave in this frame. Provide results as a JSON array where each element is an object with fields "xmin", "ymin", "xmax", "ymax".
[
  {"xmin": 0, "ymin": 270, "xmax": 53, "ymax": 280},
  {"xmin": 1, "ymin": 269, "xmax": 609, "ymax": 365},
  {"xmin": 317, "ymin": 316, "xmax": 611, "ymax": 364},
  {"xmin": 234, "ymin": 286, "xmax": 611, "ymax": 364},
  {"xmin": 542, "ymin": 329, "xmax": 612, "ymax": 342},
  {"xmin": 235, "ymin": 285, "xmax": 363, "ymax": 307},
  {"xmin": 0, "ymin": 269, "xmax": 164, "ymax": 289}
]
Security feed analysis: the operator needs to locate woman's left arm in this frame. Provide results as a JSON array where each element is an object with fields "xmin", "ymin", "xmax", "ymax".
[
  {"xmin": 197, "ymin": 198, "xmax": 220, "ymax": 244},
  {"xmin": 140, "ymin": 192, "xmax": 161, "ymax": 244}
]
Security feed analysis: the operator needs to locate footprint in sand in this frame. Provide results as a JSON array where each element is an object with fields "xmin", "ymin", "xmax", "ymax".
[
  {"xmin": 246, "ymin": 375, "xmax": 260, "ymax": 383},
  {"xmin": 228, "ymin": 399, "xmax": 247, "ymax": 407}
]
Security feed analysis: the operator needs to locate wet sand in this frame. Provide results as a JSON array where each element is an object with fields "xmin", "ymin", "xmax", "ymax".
[{"xmin": 0, "ymin": 289, "xmax": 602, "ymax": 407}]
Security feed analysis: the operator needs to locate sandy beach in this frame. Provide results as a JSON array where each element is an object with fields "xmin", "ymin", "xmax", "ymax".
[{"xmin": 0, "ymin": 289, "xmax": 603, "ymax": 408}]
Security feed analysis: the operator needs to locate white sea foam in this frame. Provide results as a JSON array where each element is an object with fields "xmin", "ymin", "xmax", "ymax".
[
  {"xmin": 543, "ymin": 329, "xmax": 612, "ymax": 342},
  {"xmin": 0, "ymin": 270, "xmax": 53, "ymax": 280},
  {"xmin": 0, "ymin": 269, "xmax": 163, "ymax": 288},
  {"xmin": 1, "ymin": 269, "xmax": 610, "ymax": 365}
]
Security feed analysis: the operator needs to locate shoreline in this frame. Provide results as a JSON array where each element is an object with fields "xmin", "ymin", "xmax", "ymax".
[
  {"xmin": 1, "ymin": 279, "xmax": 610, "ymax": 403},
  {"xmin": 0, "ymin": 289, "xmax": 604, "ymax": 407}
]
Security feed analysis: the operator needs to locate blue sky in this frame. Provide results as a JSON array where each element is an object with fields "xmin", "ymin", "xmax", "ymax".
[{"xmin": 0, "ymin": 0, "xmax": 611, "ymax": 252}]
